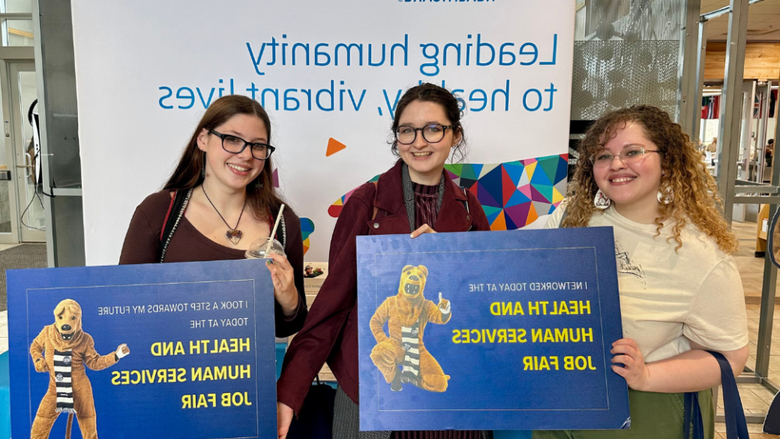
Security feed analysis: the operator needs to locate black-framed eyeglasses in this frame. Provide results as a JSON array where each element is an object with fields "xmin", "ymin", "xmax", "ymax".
[
  {"xmin": 589, "ymin": 146, "xmax": 659, "ymax": 169},
  {"xmin": 209, "ymin": 129, "xmax": 275, "ymax": 160},
  {"xmin": 394, "ymin": 123, "xmax": 452, "ymax": 145}
]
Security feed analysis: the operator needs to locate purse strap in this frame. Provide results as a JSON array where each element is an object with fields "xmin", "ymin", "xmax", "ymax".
[
  {"xmin": 683, "ymin": 391, "xmax": 704, "ymax": 439},
  {"xmin": 685, "ymin": 350, "xmax": 748, "ymax": 439},
  {"xmin": 159, "ymin": 188, "xmax": 192, "ymax": 262},
  {"xmin": 709, "ymin": 350, "xmax": 749, "ymax": 439}
]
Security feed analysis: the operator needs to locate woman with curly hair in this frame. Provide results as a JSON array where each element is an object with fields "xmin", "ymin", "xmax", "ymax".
[{"xmin": 537, "ymin": 105, "xmax": 748, "ymax": 439}]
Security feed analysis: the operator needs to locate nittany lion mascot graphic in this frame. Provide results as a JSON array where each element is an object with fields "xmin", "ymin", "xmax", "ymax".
[
  {"xmin": 29, "ymin": 298, "xmax": 130, "ymax": 439},
  {"xmin": 369, "ymin": 265, "xmax": 452, "ymax": 392}
]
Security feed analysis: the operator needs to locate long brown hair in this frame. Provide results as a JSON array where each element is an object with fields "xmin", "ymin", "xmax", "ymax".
[
  {"xmin": 563, "ymin": 105, "xmax": 737, "ymax": 253},
  {"xmin": 164, "ymin": 95, "xmax": 287, "ymax": 220}
]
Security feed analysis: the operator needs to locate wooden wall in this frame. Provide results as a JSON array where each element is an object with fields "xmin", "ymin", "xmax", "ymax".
[{"xmin": 704, "ymin": 42, "xmax": 780, "ymax": 82}]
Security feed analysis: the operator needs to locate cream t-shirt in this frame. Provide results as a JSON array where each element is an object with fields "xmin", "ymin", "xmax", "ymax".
[{"xmin": 546, "ymin": 203, "xmax": 748, "ymax": 363}]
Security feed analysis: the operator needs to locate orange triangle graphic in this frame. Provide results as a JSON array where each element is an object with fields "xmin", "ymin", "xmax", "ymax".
[
  {"xmin": 490, "ymin": 210, "xmax": 507, "ymax": 231},
  {"xmin": 526, "ymin": 203, "xmax": 539, "ymax": 225},
  {"xmin": 326, "ymin": 138, "xmax": 347, "ymax": 157}
]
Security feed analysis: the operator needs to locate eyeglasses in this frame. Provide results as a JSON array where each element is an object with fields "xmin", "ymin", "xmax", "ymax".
[
  {"xmin": 589, "ymin": 146, "xmax": 659, "ymax": 168},
  {"xmin": 394, "ymin": 123, "xmax": 452, "ymax": 145},
  {"xmin": 209, "ymin": 129, "xmax": 275, "ymax": 160}
]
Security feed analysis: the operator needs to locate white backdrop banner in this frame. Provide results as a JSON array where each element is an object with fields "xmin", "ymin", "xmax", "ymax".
[{"xmin": 71, "ymin": 0, "xmax": 575, "ymax": 265}]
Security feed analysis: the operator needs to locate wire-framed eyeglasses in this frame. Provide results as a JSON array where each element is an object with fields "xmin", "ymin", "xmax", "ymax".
[
  {"xmin": 589, "ymin": 146, "xmax": 659, "ymax": 168},
  {"xmin": 210, "ymin": 129, "xmax": 275, "ymax": 160},
  {"xmin": 394, "ymin": 123, "xmax": 453, "ymax": 145}
]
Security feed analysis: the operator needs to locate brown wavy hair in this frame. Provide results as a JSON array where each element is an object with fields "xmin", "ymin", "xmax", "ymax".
[
  {"xmin": 163, "ymin": 95, "xmax": 288, "ymax": 220},
  {"xmin": 562, "ymin": 105, "xmax": 737, "ymax": 254}
]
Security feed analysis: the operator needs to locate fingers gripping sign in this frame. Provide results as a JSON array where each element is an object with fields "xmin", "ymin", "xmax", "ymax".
[
  {"xmin": 610, "ymin": 338, "xmax": 650, "ymax": 390},
  {"xmin": 411, "ymin": 224, "xmax": 437, "ymax": 238}
]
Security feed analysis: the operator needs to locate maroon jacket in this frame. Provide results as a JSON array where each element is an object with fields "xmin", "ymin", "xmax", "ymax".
[{"xmin": 277, "ymin": 160, "xmax": 490, "ymax": 412}]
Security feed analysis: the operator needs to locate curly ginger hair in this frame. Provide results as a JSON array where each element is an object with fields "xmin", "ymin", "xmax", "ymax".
[{"xmin": 562, "ymin": 105, "xmax": 738, "ymax": 254}]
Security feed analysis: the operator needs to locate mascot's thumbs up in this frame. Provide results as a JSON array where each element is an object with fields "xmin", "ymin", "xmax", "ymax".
[{"xmin": 437, "ymin": 292, "xmax": 451, "ymax": 315}]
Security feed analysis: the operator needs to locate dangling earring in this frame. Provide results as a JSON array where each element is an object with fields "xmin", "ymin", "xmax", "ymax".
[
  {"xmin": 201, "ymin": 152, "xmax": 206, "ymax": 178},
  {"xmin": 255, "ymin": 180, "xmax": 263, "ymax": 189},
  {"xmin": 657, "ymin": 185, "xmax": 673, "ymax": 204},
  {"xmin": 594, "ymin": 189, "xmax": 611, "ymax": 209}
]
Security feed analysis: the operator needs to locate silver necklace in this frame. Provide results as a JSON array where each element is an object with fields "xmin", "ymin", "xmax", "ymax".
[{"xmin": 201, "ymin": 185, "xmax": 247, "ymax": 245}]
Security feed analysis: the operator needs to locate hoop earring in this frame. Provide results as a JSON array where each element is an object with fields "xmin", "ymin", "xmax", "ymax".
[
  {"xmin": 594, "ymin": 189, "xmax": 611, "ymax": 209},
  {"xmin": 657, "ymin": 186, "xmax": 673, "ymax": 204}
]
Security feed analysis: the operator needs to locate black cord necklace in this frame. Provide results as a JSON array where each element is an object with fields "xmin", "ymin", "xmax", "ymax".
[{"xmin": 201, "ymin": 185, "xmax": 247, "ymax": 245}]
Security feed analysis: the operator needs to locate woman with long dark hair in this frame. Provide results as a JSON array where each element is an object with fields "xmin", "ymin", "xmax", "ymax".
[{"xmin": 119, "ymin": 95, "xmax": 306, "ymax": 337}]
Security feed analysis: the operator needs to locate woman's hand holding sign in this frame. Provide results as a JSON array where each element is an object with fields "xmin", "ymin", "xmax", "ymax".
[
  {"xmin": 411, "ymin": 224, "xmax": 437, "ymax": 238},
  {"xmin": 610, "ymin": 338, "xmax": 650, "ymax": 390}
]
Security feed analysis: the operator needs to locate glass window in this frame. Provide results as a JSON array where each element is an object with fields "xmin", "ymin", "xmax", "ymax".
[
  {"xmin": 4, "ymin": 19, "xmax": 33, "ymax": 47},
  {"xmin": 1, "ymin": 0, "xmax": 32, "ymax": 14}
]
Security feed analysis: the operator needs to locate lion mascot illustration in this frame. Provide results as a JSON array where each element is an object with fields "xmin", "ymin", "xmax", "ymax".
[
  {"xmin": 29, "ymin": 298, "xmax": 130, "ymax": 439},
  {"xmin": 369, "ymin": 265, "xmax": 452, "ymax": 392}
]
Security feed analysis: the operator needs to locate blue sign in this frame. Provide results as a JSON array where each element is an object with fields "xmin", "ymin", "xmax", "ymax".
[
  {"xmin": 356, "ymin": 227, "xmax": 629, "ymax": 431},
  {"xmin": 7, "ymin": 259, "xmax": 277, "ymax": 439}
]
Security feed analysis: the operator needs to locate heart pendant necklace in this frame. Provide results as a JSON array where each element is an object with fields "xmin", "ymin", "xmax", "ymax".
[{"xmin": 202, "ymin": 186, "xmax": 247, "ymax": 245}]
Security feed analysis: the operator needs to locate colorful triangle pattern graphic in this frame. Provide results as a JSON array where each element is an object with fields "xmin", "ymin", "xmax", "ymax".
[
  {"xmin": 444, "ymin": 153, "xmax": 569, "ymax": 229},
  {"xmin": 327, "ymin": 154, "xmax": 569, "ymax": 233}
]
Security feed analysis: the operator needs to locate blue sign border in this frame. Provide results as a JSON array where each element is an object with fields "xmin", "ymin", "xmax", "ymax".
[
  {"xmin": 7, "ymin": 259, "xmax": 277, "ymax": 439},
  {"xmin": 356, "ymin": 227, "xmax": 628, "ymax": 431}
]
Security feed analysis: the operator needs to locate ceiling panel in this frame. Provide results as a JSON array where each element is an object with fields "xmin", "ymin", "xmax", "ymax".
[{"xmin": 701, "ymin": 0, "xmax": 780, "ymax": 42}]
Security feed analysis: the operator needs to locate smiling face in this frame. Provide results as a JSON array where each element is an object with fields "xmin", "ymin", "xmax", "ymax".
[
  {"xmin": 593, "ymin": 121, "xmax": 663, "ymax": 217},
  {"xmin": 396, "ymin": 100, "xmax": 461, "ymax": 185},
  {"xmin": 197, "ymin": 113, "xmax": 268, "ymax": 193}
]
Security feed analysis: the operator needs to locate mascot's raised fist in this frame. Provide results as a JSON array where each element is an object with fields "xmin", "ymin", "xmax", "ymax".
[{"xmin": 116, "ymin": 344, "xmax": 130, "ymax": 359}]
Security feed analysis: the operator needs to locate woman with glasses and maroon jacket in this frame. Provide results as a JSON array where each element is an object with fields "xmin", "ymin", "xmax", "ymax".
[
  {"xmin": 276, "ymin": 83, "xmax": 491, "ymax": 439},
  {"xmin": 118, "ymin": 94, "xmax": 306, "ymax": 338}
]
